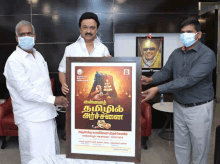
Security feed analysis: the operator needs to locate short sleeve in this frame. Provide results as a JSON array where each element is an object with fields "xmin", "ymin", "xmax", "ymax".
[
  {"xmin": 104, "ymin": 46, "xmax": 110, "ymax": 57},
  {"xmin": 58, "ymin": 47, "xmax": 69, "ymax": 73}
]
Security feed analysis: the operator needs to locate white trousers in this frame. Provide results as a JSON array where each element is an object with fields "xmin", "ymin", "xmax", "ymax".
[
  {"xmin": 173, "ymin": 100, "xmax": 213, "ymax": 164},
  {"xmin": 17, "ymin": 118, "xmax": 60, "ymax": 164}
]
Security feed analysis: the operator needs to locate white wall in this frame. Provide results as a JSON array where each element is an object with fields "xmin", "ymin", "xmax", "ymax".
[{"xmin": 114, "ymin": 33, "xmax": 183, "ymax": 66}]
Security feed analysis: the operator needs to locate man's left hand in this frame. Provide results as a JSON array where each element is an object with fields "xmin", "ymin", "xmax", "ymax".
[
  {"xmin": 54, "ymin": 96, "xmax": 69, "ymax": 107},
  {"xmin": 141, "ymin": 75, "xmax": 153, "ymax": 85},
  {"xmin": 141, "ymin": 87, "xmax": 159, "ymax": 103}
]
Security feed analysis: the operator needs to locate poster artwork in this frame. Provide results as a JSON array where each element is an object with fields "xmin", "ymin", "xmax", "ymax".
[{"xmin": 75, "ymin": 66, "xmax": 132, "ymax": 132}]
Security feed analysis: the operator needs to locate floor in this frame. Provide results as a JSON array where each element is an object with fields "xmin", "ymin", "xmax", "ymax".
[{"xmin": 0, "ymin": 102, "xmax": 219, "ymax": 164}]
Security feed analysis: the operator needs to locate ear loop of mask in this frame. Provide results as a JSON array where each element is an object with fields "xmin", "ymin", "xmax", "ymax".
[{"xmin": 194, "ymin": 32, "xmax": 198, "ymax": 42}]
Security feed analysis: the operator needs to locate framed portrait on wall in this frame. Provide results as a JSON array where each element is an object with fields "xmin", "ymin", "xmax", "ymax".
[
  {"xmin": 136, "ymin": 37, "xmax": 164, "ymax": 71},
  {"xmin": 65, "ymin": 57, "xmax": 142, "ymax": 163}
]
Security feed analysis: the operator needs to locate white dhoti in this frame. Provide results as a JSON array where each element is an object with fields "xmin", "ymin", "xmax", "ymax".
[
  {"xmin": 17, "ymin": 118, "xmax": 60, "ymax": 164},
  {"xmin": 173, "ymin": 100, "xmax": 213, "ymax": 164}
]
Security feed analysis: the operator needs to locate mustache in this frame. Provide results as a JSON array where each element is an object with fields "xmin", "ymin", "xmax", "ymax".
[{"xmin": 85, "ymin": 33, "xmax": 92, "ymax": 36}]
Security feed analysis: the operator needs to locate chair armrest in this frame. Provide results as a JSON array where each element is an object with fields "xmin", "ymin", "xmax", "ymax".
[
  {"xmin": 0, "ymin": 97, "xmax": 12, "ymax": 120},
  {"xmin": 141, "ymin": 101, "xmax": 152, "ymax": 130},
  {"xmin": 0, "ymin": 97, "xmax": 12, "ymax": 136}
]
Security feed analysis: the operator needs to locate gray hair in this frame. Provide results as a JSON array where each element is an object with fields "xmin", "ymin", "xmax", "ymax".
[{"xmin": 15, "ymin": 20, "xmax": 35, "ymax": 36}]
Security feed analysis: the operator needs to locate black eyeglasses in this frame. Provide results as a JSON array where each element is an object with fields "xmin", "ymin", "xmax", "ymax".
[{"xmin": 143, "ymin": 47, "xmax": 156, "ymax": 51}]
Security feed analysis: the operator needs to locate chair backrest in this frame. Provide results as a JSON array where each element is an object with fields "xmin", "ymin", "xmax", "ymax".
[{"xmin": 1, "ymin": 97, "xmax": 13, "ymax": 116}]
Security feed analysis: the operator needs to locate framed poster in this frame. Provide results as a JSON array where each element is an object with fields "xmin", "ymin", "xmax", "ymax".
[
  {"xmin": 66, "ymin": 57, "xmax": 142, "ymax": 163},
  {"xmin": 136, "ymin": 37, "xmax": 164, "ymax": 71}
]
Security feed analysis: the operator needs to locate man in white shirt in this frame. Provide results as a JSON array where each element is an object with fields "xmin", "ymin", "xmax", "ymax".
[
  {"xmin": 58, "ymin": 12, "xmax": 111, "ymax": 95},
  {"xmin": 4, "ymin": 20, "xmax": 68, "ymax": 164}
]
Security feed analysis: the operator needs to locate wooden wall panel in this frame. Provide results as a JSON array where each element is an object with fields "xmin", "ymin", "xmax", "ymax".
[
  {"xmin": 114, "ymin": 14, "xmax": 198, "ymax": 33},
  {"xmin": 0, "ymin": 0, "xmax": 199, "ymax": 100},
  {"xmin": 114, "ymin": 0, "xmax": 198, "ymax": 14}
]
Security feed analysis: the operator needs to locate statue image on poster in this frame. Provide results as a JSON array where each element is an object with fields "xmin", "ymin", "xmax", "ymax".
[
  {"xmin": 74, "ymin": 66, "xmax": 132, "ymax": 131},
  {"xmin": 88, "ymin": 72, "xmax": 118, "ymax": 104},
  {"xmin": 136, "ymin": 37, "xmax": 164, "ymax": 70}
]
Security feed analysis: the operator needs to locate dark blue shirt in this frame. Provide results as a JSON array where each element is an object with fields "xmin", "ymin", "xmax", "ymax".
[{"xmin": 152, "ymin": 41, "xmax": 216, "ymax": 104}]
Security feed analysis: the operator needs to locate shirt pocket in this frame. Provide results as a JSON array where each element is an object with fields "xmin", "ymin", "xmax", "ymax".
[
  {"xmin": 25, "ymin": 58, "xmax": 42, "ymax": 83},
  {"xmin": 42, "ymin": 61, "xmax": 50, "ymax": 78},
  {"xmin": 44, "ymin": 62, "xmax": 49, "ymax": 73}
]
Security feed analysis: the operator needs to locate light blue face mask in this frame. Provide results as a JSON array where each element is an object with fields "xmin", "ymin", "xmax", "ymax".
[
  {"xmin": 180, "ymin": 32, "xmax": 198, "ymax": 47},
  {"xmin": 18, "ymin": 36, "xmax": 35, "ymax": 50}
]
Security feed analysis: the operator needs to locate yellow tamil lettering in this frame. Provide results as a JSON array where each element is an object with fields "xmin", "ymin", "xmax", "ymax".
[
  {"xmin": 82, "ymin": 105, "xmax": 92, "ymax": 113},
  {"xmin": 106, "ymin": 105, "xmax": 114, "ymax": 113},
  {"xmin": 95, "ymin": 105, "xmax": 103, "ymax": 112},
  {"xmin": 115, "ymin": 105, "xmax": 124, "ymax": 112},
  {"xmin": 105, "ymin": 114, "xmax": 109, "ymax": 119},
  {"xmin": 83, "ymin": 100, "xmax": 89, "ymax": 104},
  {"xmin": 100, "ymin": 114, "xmax": 105, "ymax": 119},
  {"xmin": 113, "ymin": 115, "xmax": 123, "ymax": 120},
  {"xmin": 109, "ymin": 115, "xmax": 114, "ymax": 119},
  {"xmin": 89, "ymin": 112, "xmax": 95, "ymax": 120},
  {"xmin": 83, "ymin": 113, "xmax": 90, "ymax": 119},
  {"xmin": 95, "ymin": 112, "xmax": 100, "ymax": 119}
]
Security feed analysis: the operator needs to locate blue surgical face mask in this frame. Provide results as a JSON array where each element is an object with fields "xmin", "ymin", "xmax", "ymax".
[
  {"xmin": 18, "ymin": 36, "xmax": 35, "ymax": 50},
  {"xmin": 180, "ymin": 32, "xmax": 198, "ymax": 47}
]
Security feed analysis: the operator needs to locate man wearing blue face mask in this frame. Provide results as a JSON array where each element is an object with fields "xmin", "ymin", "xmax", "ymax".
[
  {"xmin": 4, "ymin": 20, "xmax": 69, "ymax": 164},
  {"xmin": 141, "ymin": 18, "xmax": 216, "ymax": 164}
]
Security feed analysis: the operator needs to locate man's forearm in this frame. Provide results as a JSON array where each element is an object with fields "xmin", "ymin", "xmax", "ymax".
[
  {"xmin": 151, "ymin": 69, "xmax": 172, "ymax": 85},
  {"xmin": 59, "ymin": 72, "xmax": 66, "ymax": 85}
]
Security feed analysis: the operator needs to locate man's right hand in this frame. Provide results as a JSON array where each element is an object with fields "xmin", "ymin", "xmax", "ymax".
[
  {"xmin": 61, "ymin": 83, "xmax": 69, "ymax": 95},
  {"xmin": 141, "ymin": 75, "xmax": 153, "ymax": 85},
  {"xmin": 104, "ymin": 55, "xmax": 112, "ymax": 58},
  {"xmin": 54, "ymin": 96, "xmax": 69, "ymax": 107}
]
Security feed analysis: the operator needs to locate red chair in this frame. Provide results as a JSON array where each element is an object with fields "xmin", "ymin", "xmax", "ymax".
[
  {"xmin": 141, "ymin": 100, "xmax": 152, "ymax": 149},
  {"xmin": 0, "ymin": 79, "xmax": 55, "ymax": 149}
]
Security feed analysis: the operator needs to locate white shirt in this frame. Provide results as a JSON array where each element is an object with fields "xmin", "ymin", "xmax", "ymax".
[
  {"xmin": 143, "ymin": 57, "xmax": 154, "ymax": 68},
  {"xmin": 58, "ymin": 36, "xmax": 110, "ymax": 73},
  {"xmin": 4, "ymin": 46, "xmax": 57, "ymax": 125}
]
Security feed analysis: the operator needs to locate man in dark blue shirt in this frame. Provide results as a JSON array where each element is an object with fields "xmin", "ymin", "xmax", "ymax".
[{"xmin": 141, "ymin": 18, "xmax": 216, "ymax": 164}]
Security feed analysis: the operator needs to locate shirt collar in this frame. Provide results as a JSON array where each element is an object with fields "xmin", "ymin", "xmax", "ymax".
[
  {"xmin": 182, "ymin": 41, "xmax": 201, "ymax": 53},
  {"xmin": 16, "ymin": 46, "xmax": 36, "ymax": 58},
  {"xmin": 191, "ymin": 41, "xmax": 201, "ymax": 52},
  {"xmin": 77, "ymin": 35, "xmax": 100, "ymax": 49},
  {"xmin": 77, "ymin": 35, "xmax": 100, "ymax": 41}
]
